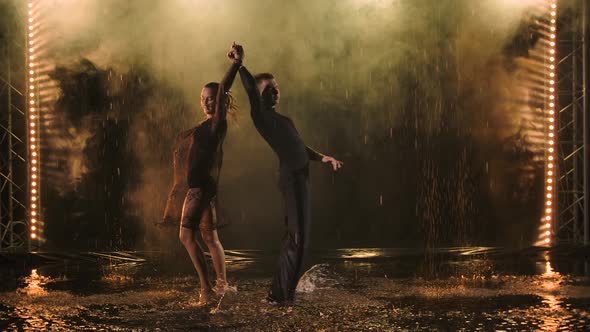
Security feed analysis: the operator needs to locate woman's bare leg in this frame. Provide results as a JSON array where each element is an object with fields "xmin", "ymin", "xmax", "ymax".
[
  {"xmin": 200, "ymin": 206, "xmax": 227, "ymax": 285},
  {"xmin": 179, "ymin": 225, "xmax": 213, "ymax": 304}
]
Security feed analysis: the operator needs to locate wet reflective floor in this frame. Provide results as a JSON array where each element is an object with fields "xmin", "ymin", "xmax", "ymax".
[{"xmin": 1, "ymin": 247, "xmax": 590, "ymax": 331}]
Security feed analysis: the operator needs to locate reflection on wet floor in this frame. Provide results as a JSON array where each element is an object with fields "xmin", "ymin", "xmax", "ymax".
[{"xmin": 1, "ymin": 247, "xmax": 590, "ymax": 331}]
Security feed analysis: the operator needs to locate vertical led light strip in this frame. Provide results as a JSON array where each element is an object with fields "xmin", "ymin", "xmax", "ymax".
[
  {"xmin": 541, "ymin": 1, "xmax": 558, "ymax": 246},
  {"xmin": 26, "ymin": 2, "xmax": 40, "ymax": 243}
]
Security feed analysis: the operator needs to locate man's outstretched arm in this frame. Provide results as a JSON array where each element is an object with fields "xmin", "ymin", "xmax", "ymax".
[{"xmin": 306, "ymin": 145, "xmax": 343, "ymax": 170}]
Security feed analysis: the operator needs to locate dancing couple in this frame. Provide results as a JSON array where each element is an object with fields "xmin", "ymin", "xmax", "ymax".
[{"xmin": 160, "ymin": 43, "xmax": 343, "ymax": 306}]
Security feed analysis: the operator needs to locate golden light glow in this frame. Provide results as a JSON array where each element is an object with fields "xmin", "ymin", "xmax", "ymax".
[
  {"xmin": 546, "ymin": 208, "xmax": 552, "ymax": 213},
  {"xmin": 547, "ymin": 186, "xmax": 553, "ymax": 191},
  {"xmin": 545, "ymin": 238, "xmax": 551, "ymax": 243},
  {"xmin": 31, "ymin": 233, "xmax": 36, "ymax": 239},
  {"xmin": 31, "ymin": 226, "xmax": 36, "ymax": 231}
]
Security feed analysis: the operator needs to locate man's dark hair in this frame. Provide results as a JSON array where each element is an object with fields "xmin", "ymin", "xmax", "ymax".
[{"xmin": 254, "ymin": 73, "xmax": 274, "ymax": 84}]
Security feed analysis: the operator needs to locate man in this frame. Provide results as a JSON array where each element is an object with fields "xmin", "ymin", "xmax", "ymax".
[{"xmin": 239, "ymin": 64, "xmax": 343, "ymax": 305}]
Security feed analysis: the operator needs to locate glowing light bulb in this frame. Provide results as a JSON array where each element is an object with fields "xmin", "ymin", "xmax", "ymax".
[
  {"xmin": 545, "ymin": 238, "xmax": 550, "ymax": 243},
  {"xmin": 547, "ymin": 193, "xmax": 552, "ymax": 198},
  {"xmin": 546, "ymin": 208, "xmax": 552, "ymax": 213},
  {"xmin": 549, "ymin": 147, "xmax": 554, "ymax": 153},
  {"xmin": 31, "ymin": 226, "xmax": 36, "ymax": 231},
  {"xmin": 545, "ymin": 222, "xmax": 551, "ymax": 227},
  {"xmin": 548, "ymin": 178, "xmax": 553, "ymax": 183},
  {"xmin": 31, "ymin": 233, "xmax": 36, "ymax": 239},
  {"xmin": 548, "ymin": 170, "xmax": 553, "ymax": 176}
]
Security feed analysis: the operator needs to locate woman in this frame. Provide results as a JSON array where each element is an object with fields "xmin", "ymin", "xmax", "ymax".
[{"xmin": 161, "ymin": 43, "xmax": 243, "ymax": 305}]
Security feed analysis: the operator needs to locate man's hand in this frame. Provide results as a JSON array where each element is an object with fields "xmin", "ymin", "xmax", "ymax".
[
  {"xmin": 227, "ymin": 42, "xmax": 244, "ymax": 63},
  {"xmin": 321, "ymin": 156, "xmax": 343, "ymax": 171}
]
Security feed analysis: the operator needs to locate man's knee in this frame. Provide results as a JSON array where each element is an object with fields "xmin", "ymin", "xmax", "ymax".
[{"xmin": 287, "ymin": 230, "xmax": 308, "ymax": 249}]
